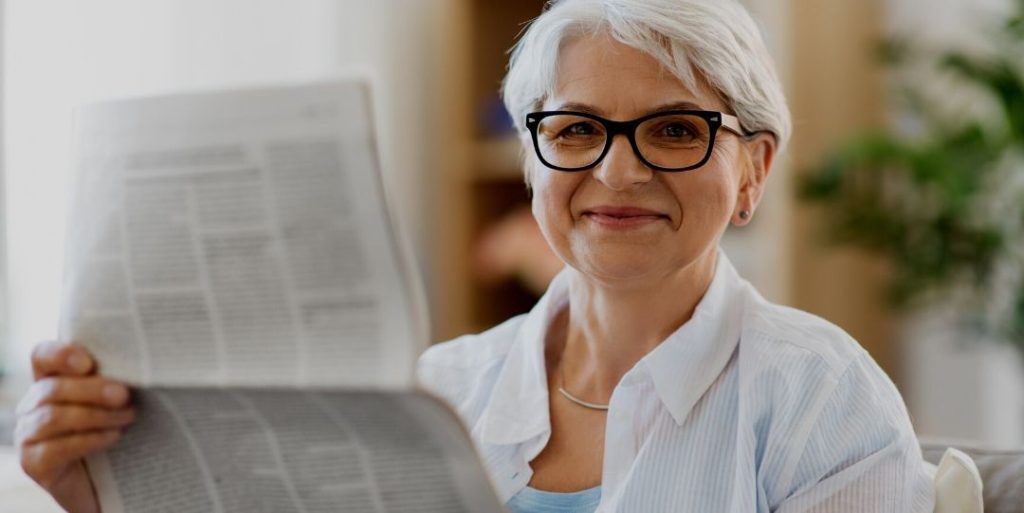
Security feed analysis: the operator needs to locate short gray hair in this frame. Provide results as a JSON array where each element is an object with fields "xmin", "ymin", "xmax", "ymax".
[{"xmin": 502, "ymin": 0, "xmax": 791, "ymax": 153}]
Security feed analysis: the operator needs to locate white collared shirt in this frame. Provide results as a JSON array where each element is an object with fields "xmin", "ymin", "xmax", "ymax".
[{"xmin": 416, "ymin": 250, "xmax": 935, "ymax": 512}]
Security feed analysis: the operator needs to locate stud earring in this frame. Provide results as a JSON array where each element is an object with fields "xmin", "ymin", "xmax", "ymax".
[{"xmin": 739, "ymin": 210, "xmax": 751, "ymax": 220}]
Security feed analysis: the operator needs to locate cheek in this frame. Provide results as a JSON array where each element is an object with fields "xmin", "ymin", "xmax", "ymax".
[
  {"xmin": 674, "ymin": 166, "xmax": 739, "ymax": 227},
  {"xmin": 529, "ymin": 166, "xmax": 582, "ymax": 255},
  {"xmin": 533, "ymin": 183, "xmax": 570, "ymax": 229}
]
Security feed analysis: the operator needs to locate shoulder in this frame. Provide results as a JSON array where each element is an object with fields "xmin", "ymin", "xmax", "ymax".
[
  {"xmin": 736, "ymin": 289, "xmax": 906, "ymax": 431},
  {"xmin": 739, "ymin": 290, "xmax": 869, "ymax": 382},
  {"xmin": 735, "ymin": 290, "xmax": 925, "ymax": 505},
  {"xmin": 733, "ymin": 287, "xmax": 898, "ymax": 414},
  {"xmin": 417, "ymin": 314, "xmax": 526, "ymax": 372},
  {"xmin": 738, "ymin": 291, "xmax": 907, "ymax": 423},
  {"xmin": 415, "ymin": 314, "xmax": 525, "ymax": 420}
]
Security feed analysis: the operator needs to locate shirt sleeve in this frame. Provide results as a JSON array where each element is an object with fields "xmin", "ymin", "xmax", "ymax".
[{"xmin": 774, "ymin": 354, "xmax": 935, "ymax": 513}]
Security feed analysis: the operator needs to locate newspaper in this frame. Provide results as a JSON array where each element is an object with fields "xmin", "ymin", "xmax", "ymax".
[{"xmin": 59, "ymin": 81, "xmax": 502, "ymax": 512}]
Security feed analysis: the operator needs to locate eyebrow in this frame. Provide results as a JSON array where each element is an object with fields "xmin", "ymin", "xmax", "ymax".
[{"xmin": 552, "ymin": 100, "xmax": 706, "ymax": 116}]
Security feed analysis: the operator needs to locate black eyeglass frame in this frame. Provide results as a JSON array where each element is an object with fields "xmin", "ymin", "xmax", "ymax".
[{"xmin": 524, "ymin": 109, "xmax": 750, "ymax": 172}]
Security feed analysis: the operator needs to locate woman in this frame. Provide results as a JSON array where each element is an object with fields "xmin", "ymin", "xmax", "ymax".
[{"xmin": 18, "ymin": 0, "xmax": 935, "ymax": 511}]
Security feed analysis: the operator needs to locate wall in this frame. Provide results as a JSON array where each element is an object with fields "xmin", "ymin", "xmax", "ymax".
[{"xmin": 0, "ymin": 0, "xmax": 6, "ymax": 375}]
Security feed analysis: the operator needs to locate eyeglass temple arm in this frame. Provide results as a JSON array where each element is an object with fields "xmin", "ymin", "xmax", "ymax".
[{"xmin": 720, "ymin": 113, "xmax": 753, "ymax": 138}]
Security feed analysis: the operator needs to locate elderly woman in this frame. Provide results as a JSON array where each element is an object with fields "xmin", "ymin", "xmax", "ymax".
[{"xmin": 18, "ymin": 0, "xmax": 935, "ymax": 512}]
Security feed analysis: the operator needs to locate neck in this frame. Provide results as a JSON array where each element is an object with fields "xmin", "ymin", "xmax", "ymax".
[{"xmin": 551, "ymin": 247, "xmax": 719, "ymax": 401}]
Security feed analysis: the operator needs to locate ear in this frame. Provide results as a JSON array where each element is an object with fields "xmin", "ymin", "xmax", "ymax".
[{"xmin": 731, "ymin": 133, "xmax": 776, "ymax": 226}]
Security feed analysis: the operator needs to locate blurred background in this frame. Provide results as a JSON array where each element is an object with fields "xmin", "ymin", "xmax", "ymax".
[{"xmin": 0, "ymin": 0, "xmax": 1022, "ymax": 457}]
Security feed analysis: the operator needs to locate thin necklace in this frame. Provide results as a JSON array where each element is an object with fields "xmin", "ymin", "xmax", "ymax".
[{"xmin": 557, "ymin": 365, "xmax": 609, "ymax": 411}]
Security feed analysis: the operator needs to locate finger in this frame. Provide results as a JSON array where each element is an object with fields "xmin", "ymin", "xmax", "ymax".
[
  {"xmin": 20, "ymin": 430, "xmax": 122, "ymax": 486},
  {"xmin": 16, "ymin": 405, "xmax": 135, "ymax": 445},
  {"xmin": 17, "ymin": 377, "xmax": 130, "ymax": 415},
  {"xmin": 31, "ymin": 341, "xmax": 94, "ymax": 380}
]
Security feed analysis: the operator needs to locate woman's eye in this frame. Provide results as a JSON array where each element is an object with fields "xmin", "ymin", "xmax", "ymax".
[
  {"xmin": 563, "ymin": 122, "xmax": 596, "ymax": 137},
  {"xmin": 662, "ymin": 124, "xmax": 692, "ymax": 138}
]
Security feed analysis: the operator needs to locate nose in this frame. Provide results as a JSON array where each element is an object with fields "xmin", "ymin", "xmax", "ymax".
[{"xmin": 592, "ymin": 134, "xmax": 654, "ymax": 190}]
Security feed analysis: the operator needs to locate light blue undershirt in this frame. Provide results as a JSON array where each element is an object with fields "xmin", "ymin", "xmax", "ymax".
[{"xmin": 505, "ymin": 485, "xmax": 602, "ymax": 513}]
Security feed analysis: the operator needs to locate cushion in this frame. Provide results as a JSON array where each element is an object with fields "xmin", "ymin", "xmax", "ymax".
[
  {"xmin": 922, "ymin": 442, "xmax": 1024, "ymax": 513},
  {"xmin": 924, "ymin": 448, "xmax": 984, "ymax": 513}
]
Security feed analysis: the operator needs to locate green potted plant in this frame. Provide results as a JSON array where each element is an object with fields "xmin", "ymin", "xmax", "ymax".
[{"xmin": 800, "ymin": 0, "xmax": 1024, "ymax": 358}]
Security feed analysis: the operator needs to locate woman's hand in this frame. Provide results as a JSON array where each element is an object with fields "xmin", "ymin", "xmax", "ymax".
[{"xmin": 15, "ymin": 341, "xmax": 135, "ymax": 513}]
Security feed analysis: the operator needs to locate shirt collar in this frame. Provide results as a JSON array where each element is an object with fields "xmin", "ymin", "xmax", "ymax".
[
  {"xmin": 641, "ymin": 249, "xmax": 746, "ymax": 425},
  {"xmin": 474, "ymin": 270, "xmax": 569, "ymax": 446},
  {"xmin": 474, "ymin": 248, "xmax": 747, "ymax": 446}
]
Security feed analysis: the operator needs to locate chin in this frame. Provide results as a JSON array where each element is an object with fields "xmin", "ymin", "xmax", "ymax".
[{"xmin": 573, "ymin": 252, "xmax": 669, "ymax": 284}]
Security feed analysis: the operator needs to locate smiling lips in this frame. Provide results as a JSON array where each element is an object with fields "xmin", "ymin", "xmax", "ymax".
[{"xmin": 581, "ymin": 206, "xmax": 669, "ymax": 229}]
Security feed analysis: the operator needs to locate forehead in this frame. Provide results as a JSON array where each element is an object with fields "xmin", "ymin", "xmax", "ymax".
[{"xmin": 545, "ymin": 32, "xmax": 726, "ymax": 117}]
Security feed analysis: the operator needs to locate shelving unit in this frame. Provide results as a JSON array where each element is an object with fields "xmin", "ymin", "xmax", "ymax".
[
  {"xmin": 472, "ymin": 136, "xmax": 524, "ymax": 182},
  {"xmin": 428, "ymin": 0, "xmax": 548, "ymax": 338}
]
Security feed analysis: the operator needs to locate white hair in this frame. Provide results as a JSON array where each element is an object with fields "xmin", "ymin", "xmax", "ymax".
[{"xmin": 502, "ymin": 0, "xmax": 791, "ymax": 153}]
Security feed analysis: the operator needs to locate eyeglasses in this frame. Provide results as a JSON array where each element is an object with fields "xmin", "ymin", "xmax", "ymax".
[{"xmin": 525, "ymin": 110, "xmax": 749, "ymax": 172}]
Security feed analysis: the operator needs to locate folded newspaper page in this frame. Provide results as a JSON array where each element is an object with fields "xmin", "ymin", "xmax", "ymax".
[
  {"xmin": 60, "ymin": 80, "xmax": 503, "ymax": 512},
  {"xmin": 89, "ymin": 388, "xmax": 500, "ymax": 513},
  {"xmin": 61, "ymin": 80, "xmax": 423, "ymax": 389}
]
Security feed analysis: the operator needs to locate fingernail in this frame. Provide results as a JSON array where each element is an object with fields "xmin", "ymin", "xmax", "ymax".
[
  {"xmin": 103, "ymin": 384, "xmax": 128, "ymax": 405},
  {"xmin": 67, "ymin": 352, "xmax": 89, "ymax": 373}
]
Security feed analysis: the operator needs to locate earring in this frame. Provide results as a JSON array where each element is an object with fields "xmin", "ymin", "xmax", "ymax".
[{"xmin": 739, "ymin": 210, "xmax": 751, "ymax": 220}]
